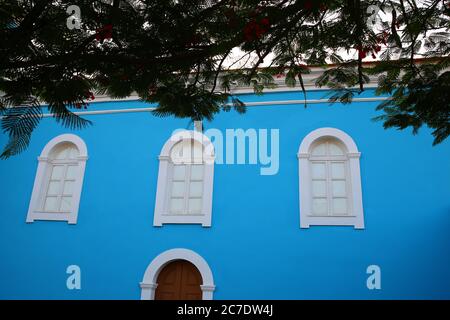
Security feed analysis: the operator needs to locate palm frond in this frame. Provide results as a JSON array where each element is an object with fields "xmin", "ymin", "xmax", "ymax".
[
  {"xmin": 0, "ymin": 100, "xmax": 42, "ymax": 159},
  {"xmin": 47, "ymin": 102, "xmax": 92, "ymax": 130}
]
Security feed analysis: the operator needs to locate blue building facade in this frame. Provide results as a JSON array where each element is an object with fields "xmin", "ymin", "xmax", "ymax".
[{"xmin": 1, "ymin": 85, "xmax": 449, "ymax": 299}]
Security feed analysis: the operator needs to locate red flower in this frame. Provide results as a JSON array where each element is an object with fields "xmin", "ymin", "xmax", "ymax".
[
  {"xmin": 304, "ymin": 0, "xmax": 313, "ymax": 10},
  {"xmin": 95, "ymin": 24, "xmax": 113, "ymax": 42},
  {"xmin": 243, "ymin": 18, "xmax": 270, "ymax": 41},
  {"xmin": 359, "ymin": 51, "xmax": 367, "ymax": 59},
  {"xmin": 243, "ymin": 20, "xmax": 257, "ymax": 41},
  {"xmin": 260, "ymin": 18, "xmax": 270, "ymax": 27},
  {"xmin": 83, "ymin": 91, "xmax": 95, "ymax": 102},
  {"xmin": 148, "ymin": 85, "xmax": 158, "ymax": 95}
]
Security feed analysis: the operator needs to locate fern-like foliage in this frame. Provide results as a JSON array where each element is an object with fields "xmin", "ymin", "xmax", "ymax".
[
  {"xmin": 0, "ymin": 98, "xmax": 42, "ymax": 159},
  {"xmin": 373, "ymin": 65, "xmax": 450, "ymax": 145}
]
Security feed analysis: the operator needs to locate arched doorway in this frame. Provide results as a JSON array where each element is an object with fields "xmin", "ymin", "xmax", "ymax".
[
  {"xmin": 155, "ymin": 260, "xmax": 202, "ymax": 300},
  {"xmin": 140, "ymin": 248, "xmax": 215, "ymax": 300}
]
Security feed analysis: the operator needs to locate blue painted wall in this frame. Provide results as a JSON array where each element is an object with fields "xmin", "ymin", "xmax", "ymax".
[{"xmin": 0, "ymin": 89, "xmax": 449, "ymax": 299}]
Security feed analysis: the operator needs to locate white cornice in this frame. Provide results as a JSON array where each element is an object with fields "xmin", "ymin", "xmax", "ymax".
[{"xmin": 90, "ymin": 70, "xmax": 380, "ymax": 102}]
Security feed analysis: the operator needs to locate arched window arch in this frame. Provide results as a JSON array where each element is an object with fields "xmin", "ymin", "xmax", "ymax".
[
  {"xmin": 26, "ymin": 134, "xmax": 88, "ymax": 224},
  {"xmin": 298, "ymin": 128, "xmax": 364, "ymax": 229},
  {"xmin": 153, "ymin": 130, "xmax": 215, "ymax": 227}
]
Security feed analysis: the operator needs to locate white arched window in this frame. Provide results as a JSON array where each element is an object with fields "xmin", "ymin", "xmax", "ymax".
[
  {"xmin": 153, "ymin": 130, "xmax": 215, "ymax": 227},
  {"xmin": 298, "ymin": 128, "xmax": 364, "ymax": 229},
  {"xmin": 26, "ymin": 134, "xmax": 88, "ymax": 224}
]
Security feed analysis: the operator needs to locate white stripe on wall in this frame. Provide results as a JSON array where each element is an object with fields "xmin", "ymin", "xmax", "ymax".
[{"xmin": 1, "ymin": 96, "xmax": 391, "ymax": 119}]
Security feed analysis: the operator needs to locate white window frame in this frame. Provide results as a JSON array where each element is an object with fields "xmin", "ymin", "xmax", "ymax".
[
  {"xmin": 153, "ymin": 130, "xmax": 215, "ymax": 227},
  {"xmin": 26, "ymin": 134, "xmax": 88, "ymax": 224},
  {"xmin": 298, "ymin": 128, "xmax": 364, "ymax": 229}
]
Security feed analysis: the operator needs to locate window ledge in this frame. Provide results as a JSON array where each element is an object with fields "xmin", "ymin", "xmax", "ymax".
[
  {"xmin": 162, "ymin": 213, "xmax": 206, "ymax": 217},
  {"xmin": 307, "ymin": 214, "xmax": 357, "ymax": 218},
  {"xmin": 26, "ymin": 211, "xmax": 74, "ymax": 224},
  {"xmin": 33, "ymin": 210, "xmax": 70, "ymax": 214},
  {"xmin": 154, "ymin": 214, "xmax": 211, "ymax": 227}
]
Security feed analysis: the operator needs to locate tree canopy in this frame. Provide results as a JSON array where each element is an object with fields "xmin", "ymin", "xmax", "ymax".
[{"xmin": 1, "ymin": 0, "xmax": 449, "ymax": 158}]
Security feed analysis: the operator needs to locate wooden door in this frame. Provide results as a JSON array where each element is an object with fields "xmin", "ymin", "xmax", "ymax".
[{"xmin": 155, "ymin": 260, "xmax": 202, "ymax": 300}]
